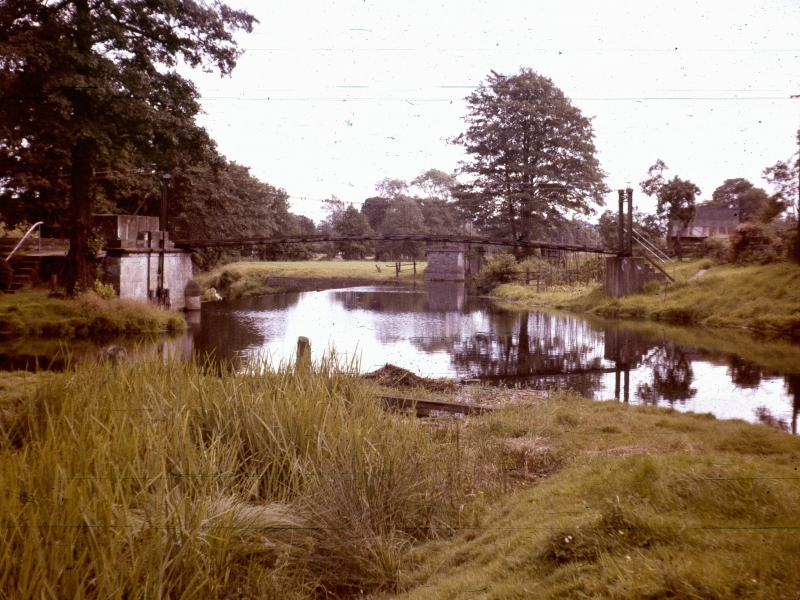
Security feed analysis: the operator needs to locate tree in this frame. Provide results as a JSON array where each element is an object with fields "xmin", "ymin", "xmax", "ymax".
[
  {"xmin": 639, "ymin": 160, "xmax": 700, "ymax": 260},
  {"xmin": 597, "ymin": 208, "xmax": 663, "ymax": 250},
  {"xmin": 380, "ymin": 197, "xmax": 427, "ymax": 260},
  {"xmin": 334, "ymin": 206, "xmax": 372, "ymax": 259},
  {"xmin": 451, "ymin": 68, "xmax": 609, "ymax": 243},
  {"xmin": 706, "ymin": 178, "xmax": 770, "ymax": 222},
  {"xmin": 763, "ymin": 130, "xmax": 799, "ymax": 262},
  {"xmin": 0, "ymin": 0, "xmax": 255, "ymax": 293}
]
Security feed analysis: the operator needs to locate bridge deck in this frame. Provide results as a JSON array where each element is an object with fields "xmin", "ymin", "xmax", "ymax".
[{"xmin": 173, "ymin": 233, "xmax": 615, "ymax": 254}]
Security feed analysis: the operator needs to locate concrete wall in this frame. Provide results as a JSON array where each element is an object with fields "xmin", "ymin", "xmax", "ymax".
[
  {"xmin": 102, "ymin": 250, "xmax": 194, "ymax": 310},
  {"xmin": 424, "ymin": 247, "xmax": 465, "ymax": 282},
  {"xmin": 93, "ymin": 215, "xmax": 160, "ymax": 242},
  {"xmin": 604, "ymin": 256, "xmax": 646, "ymax": 298}
]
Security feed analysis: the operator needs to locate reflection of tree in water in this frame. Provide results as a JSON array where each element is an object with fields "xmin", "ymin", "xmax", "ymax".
[
  {"xmin": 449, "ymin": 311, "xmax": 609, "ymax": 395},
  {"xmin": 636, "ymin": 343, "xmax": 697, "ymax": 405},
  {"xmin": 727, "ymin": 356, "xmax": 762, "ymax": 389}
]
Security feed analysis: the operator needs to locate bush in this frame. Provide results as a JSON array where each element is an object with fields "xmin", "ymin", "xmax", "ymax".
[
  {"xmin": 475, "ymin": 252, "xmax": 521, "ymax": 292},
  {"xmin": 729, "ymin": 223, "xmax": 784, "ymax": 264},
  {"xmin": 0, "ymin": 260, "xmax": 12, "ymax": 289},
  {"xmin": 699, "ymin": 236, "xmax": 729, "ymax": 263}
]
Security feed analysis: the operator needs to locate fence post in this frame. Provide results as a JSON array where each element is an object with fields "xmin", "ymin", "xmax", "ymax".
[
  {"xmin": 526, "ymin": 267, "xmax": 530, "ymax": 285},
  {"xmin": 297, "ymin": 336, "xmax": 311, "ymax": 371},
  {"xmin": 395, "ymin": 262, "xmax": 400, "ymax": 277},
  {"xmin": 413, "ymin": 259, "xmax": 416, "ymax": 275}
]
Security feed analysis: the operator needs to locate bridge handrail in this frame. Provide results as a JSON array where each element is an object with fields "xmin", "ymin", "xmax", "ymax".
[
  {"xmin": 5, "ymin": 221, "xmax": 44, "ymax": 261},
  {"xmin": 630, "ymin": 229, "xmax": 675, "ymax": 282},
  {"xmin": 172, "ymin": 233, "xmax": 615, "ymax": 255}
]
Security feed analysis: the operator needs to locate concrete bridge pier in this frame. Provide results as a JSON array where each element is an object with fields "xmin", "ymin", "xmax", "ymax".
[
  {"xmin": 604, "ymin": 256, "xmax": 647, "ymax": 298},
  {"xmin": 423, "ymin": 246, "xmax": 465, "ymax": 282}
]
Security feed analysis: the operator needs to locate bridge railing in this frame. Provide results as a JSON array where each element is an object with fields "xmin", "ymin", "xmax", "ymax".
[{"xmin": 630, "ymin": 228, "xmax": 675, "ymax": 282}]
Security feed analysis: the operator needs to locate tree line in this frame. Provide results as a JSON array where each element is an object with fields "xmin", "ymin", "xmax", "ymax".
[{"xmin": 2, "ymin": 1, "xmax": 798, "ymax": 295}]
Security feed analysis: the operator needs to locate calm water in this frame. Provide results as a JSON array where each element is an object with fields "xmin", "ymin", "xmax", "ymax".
[
  {"xmin": 2, "ymin": 282, "xmax": 798, "ymax": 432},
  {"xmin": 179, "ymin": 282, "xmax": 800, "ymax": 433}
]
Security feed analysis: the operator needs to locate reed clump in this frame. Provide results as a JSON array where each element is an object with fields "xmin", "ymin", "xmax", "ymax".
[{"xmin": 0, "ymin": 353, "xmax": 498, "ymax": 599}]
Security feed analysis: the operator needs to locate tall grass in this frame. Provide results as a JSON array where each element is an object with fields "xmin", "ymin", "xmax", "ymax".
[{"xmin": 0, "ymin": 353, "xmax": 488, "ymax": 599}]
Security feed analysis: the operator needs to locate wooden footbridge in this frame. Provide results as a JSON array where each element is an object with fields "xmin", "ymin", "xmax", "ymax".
[{"xmin": 172, "ymin": 232, "xmax": 614, "ymax": 254}]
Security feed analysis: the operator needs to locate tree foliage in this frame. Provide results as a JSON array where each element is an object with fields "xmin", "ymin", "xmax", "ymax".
[
  {"xmin": 705, "ymin": 178, "xmax": 772, "ymax": 222},
  {"xmin": 0, "ymin": 0, "xmax": 256, "ymax": 292},
  {"xmin": 639, "ymin": 160, "xmax": 700, "ymax": 259},
  {"xmin": 451, "ymin": 68, "xmax": 609, "ymax": 242}
]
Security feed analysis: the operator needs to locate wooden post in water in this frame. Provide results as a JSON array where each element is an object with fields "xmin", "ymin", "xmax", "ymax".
[{"xmin": 296, "ymin": 336, "xmax": 311, "ymax": 370}]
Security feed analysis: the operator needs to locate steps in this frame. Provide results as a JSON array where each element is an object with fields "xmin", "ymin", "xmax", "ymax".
[
  {"xmin": 641, "ymin": 261, "xmax": 667, "ymax": 286},
  {"xmin": 4, "ymin": 257, "xmax": 42, "ymax": 294}
]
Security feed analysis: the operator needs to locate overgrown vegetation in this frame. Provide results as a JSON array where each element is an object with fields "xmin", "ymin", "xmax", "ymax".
[
  {"xmin": 0, "ymin": 291, "xmax": 185, "ymax": 338},
  {"xmin": 494, "ymin": 260, "xmax": 800, "ymax": 338},
  {"xmin": 0, "ymin": 355, "xmax": 497, "ymax": 598},
  {"xmin": 197, "ymin": 260, "xmax": 426, "ymax": 300}
]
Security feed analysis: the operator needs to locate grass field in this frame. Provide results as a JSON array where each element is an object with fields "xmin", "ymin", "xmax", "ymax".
[
  {"xmin": 1, "ymin": 355, "xmax": 799, "ymax": 599},
  {"xmin": 197, "ymin": 260, "xmax": 426, "ymax": 300},
  {"xmin": 0, "ymin": 290, "xmax": 186, "ymax": 338},
  {"xmin": 493, "ymin": 260, "xmax": 800, "ymax": 338}
]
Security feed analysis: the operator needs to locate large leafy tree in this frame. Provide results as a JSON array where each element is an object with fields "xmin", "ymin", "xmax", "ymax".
[
  {"xmin": 705, "ymin": 178, "xmax": 770, "ymax": 222},
  {"xmin": 640, "ymin": 160, "xmax": 701, "ymax": 260},
  {"xmin": 452, "ymin": 68, "xmax": 609, "ymax": 242},
  {"xmin": 763, "ymin": 131, "xmax": 799, "ymax": 261},
  {"xmin": 0, "ymin": 0, "xmax": 255, "ymax": 292}
]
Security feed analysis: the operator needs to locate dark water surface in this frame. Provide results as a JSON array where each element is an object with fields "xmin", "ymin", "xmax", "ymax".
[
  {"xmin": 3, "ymin": 282, "xmax": 799, "ymax": 432},
  {"xmin": 181, "ymin": 283, "xmax": 800, "ymax": 433}
]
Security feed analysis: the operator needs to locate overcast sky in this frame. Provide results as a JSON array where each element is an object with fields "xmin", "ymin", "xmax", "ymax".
[{"xmin": 183, "ymin": 0, "xmax": 800, "ymax": 224}]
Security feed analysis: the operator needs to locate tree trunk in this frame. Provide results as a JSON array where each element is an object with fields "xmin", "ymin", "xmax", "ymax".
[
  {"xmin": 62, "ymin": 0, "xmax": 96, "ymax": 295},
  {"xmin": 64, "ymin": 136, "xmax": 96, "ymax": 294}
]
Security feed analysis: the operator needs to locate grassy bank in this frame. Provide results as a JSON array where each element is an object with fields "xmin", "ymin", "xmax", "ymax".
[
  {"xmin": 1, "ymin": 356, "xmax": 799, "ymax": 598},
  {"xmin": 197, "ymin": 260, "xmax": 426, "ymax": 300},
  {"xmin": 494, "ymin": 260, "xmax": 800, "ymax": 338},
  {"xmin": 0, "ymin": 290, "xmax": 186, "ymax": 338},
  {"xmin": 390, "ymin": 394, "xmax": 800, "ymax": 600}
]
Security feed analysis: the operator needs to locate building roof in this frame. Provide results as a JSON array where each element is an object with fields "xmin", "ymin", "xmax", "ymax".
[{"xmin": 692, "ymin": 208, "xmax": 740, "ymax": 228}]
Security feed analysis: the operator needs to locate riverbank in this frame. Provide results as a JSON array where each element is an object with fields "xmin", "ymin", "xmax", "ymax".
[
  {"xmin": 1, "ymin": 357, "xmax": 798, "ymax": 599},
  {"xmin": 196, "ymin": 259, "xmax": 426, "ymax": 300},
  {"xmin": 0, "ymin": 290, "xmax": 186, "ymax": 338},
  {"xmin": 493, "ymin": 260, "xmax": 800, "ymax": 338}
]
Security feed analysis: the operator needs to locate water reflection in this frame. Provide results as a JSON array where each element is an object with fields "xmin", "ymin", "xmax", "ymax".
[{"xmin": 3, "ymin": 281, "xmax": 799, "ymax": 431}]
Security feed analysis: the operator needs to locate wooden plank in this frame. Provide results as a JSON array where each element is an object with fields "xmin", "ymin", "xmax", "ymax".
[{"xmin": 376, "ymin": 394, "xmax": 496, "ymax": 415}]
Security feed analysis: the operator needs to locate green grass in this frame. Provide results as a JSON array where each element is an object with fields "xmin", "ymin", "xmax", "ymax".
[
  {"xmin": 385, "ymin": 395, "xmax": 800, "ymax": 600},
  {"xmin": 197, "ymin": 260, "xmax": 426, "ymax": 300},
  {"xmin": 493, "ymin": 260, "xmax": 800, "ymax": 338},
  {"xmin": 0, "ymin": 290, "xmax": 186, "ymax": 338},
  {"xmin": 2, "ymin": 357, "xmax": 799, "ymax": 599}
]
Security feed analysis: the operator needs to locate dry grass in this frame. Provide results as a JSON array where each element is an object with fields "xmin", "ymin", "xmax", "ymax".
[
  {"xmin": 494, "ymin": 260, "xmax": 800, "ymax": 338},
  {"xmin": 0, "ymin": 290, "xmax": 186, "ymax": 338}
]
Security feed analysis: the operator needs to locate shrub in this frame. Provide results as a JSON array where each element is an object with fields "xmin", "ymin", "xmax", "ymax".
[
  {"xmin": 0, "ymin": 260, "xmax": 12, "ymax": 289},
  {"xmin": 475, "ymin": 252, "xmax": 521, "ymax": 292},
  {"xmin": 729, "ymin": 223, "xmax": 784, "ymax": 264},
  {"xmin": 699, "ymin": 236, "xmax": 729, "ymax": 263}
]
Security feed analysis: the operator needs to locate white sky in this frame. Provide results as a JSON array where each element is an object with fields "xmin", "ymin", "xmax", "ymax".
[{"xmin": 183, "ymin": 0, "xmax": 800, "ymax": 224}]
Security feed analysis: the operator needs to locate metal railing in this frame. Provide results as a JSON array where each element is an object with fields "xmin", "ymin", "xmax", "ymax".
[
  {"xmin": 5, "ymin": 222, "xmax": 44, "ymax": 261},
  {"xmin": 630, "ymin": 228, "xmax": 675, "ymax": 282}
]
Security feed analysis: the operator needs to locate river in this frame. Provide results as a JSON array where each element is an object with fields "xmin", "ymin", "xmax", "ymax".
[{"xmin": 3, "ymin": 282, "xmax": 799, "ymax": 432}]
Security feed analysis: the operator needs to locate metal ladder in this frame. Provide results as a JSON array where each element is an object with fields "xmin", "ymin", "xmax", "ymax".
[{"xmin": 630, "ymin": 228, "xmax": 675, "ymax": 283}]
